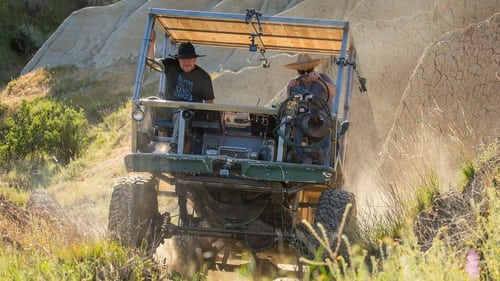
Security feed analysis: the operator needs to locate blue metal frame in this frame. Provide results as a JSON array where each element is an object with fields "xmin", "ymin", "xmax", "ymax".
[
  {"xmin": 148, "ymin": 8, "xmax": 349, "ymax": 28},
  {"xmin": 133, "ymin": 14, "xmax": 155, "ymax": 101},
  {"xmin": 331, "ymin": 25, "xmax": 350, "ymax": 116},
  {"xmin": 135, "ymin": 9, "xmax": 353, "ymax": 102}
]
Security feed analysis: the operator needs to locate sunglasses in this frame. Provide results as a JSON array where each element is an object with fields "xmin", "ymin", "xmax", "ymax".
[{"xmin": 298, "ymin": 69, "xmax": 314, "ymax": 75}]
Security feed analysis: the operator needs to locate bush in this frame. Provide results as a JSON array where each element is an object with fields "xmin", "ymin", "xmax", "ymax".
[
  {"xmin": 0, "ymin": 99, "xmax": 89, "ymax": 168},
  {"xmin": 9, "ymin": 23, "xmax": 45, "ymax": 56}
]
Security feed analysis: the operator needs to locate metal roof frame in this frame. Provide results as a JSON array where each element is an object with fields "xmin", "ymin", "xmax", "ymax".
[
  {"xmin": 149, "ymin": 8, "xmax": 350, "ymax": 55},
  {"xmin": 133, "ymin": 9, "xmax": 355, "ymax": 116}
]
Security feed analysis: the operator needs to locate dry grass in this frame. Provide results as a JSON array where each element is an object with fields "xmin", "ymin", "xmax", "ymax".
[
  {"xmin": 2, "ymin": 68, "xmax": 53, "ymax": 106},
  {"xmin": 297, "ymin": 141, "xmax": 498, "ymax": 281}
]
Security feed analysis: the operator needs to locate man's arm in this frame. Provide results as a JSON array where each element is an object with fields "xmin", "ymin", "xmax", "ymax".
[
  {"xmin": 146, "ymin": 30, "xmax": 165, "ymax": 72},
  {"xmin": 147, "ymin": 30, "xmax": 156, "ymax": 58},
  {"xmin": 319, "ymin": 73, "xmax": 336, "ymax": 101}
]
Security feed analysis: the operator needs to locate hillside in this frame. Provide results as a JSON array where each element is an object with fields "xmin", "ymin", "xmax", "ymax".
[{"xmin": 0, "ymin": 0, "xmax": 120, "ymax": 86}]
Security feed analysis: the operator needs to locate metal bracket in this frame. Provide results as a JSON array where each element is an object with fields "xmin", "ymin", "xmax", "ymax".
[
  {"xmin": 334, "ymin": 57, "xmax": 367, "ymax": 93},
  {"xmin": 245, "ymin": 9, "xmax": 263, "ymax": 34},
  {"xmin": 246, "ymin": 9, "xmax": 264, "ymax": 52}
]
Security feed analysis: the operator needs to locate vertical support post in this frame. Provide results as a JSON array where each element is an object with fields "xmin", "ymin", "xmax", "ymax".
[
  {"xmin": 276, "ymin": 116, "xmax": 289, "ymax": 162},
  {"xmin": 177, "ymin": 110, "xmax": 186, "ymax": 154},
  {"xmin": 131, "ymin": 12, "xmax": 155, "ymax": 152},
  {"xmin": 132, "ymin": 13, "xmax": 155, "ymax": 101},
  {"xmin": 331, "ymin": 24, "xmax": 350, "ymax": 116},
  {"xmin": 343, "ymin": 48, "xmax": 355, "ymax": 122},
  {"xmin": 338, "ymin": 48, "xmax": 356, "ymax": 164}
]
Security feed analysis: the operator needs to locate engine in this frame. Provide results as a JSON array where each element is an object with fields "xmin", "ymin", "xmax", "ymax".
[{"xmin": 277, "ymin": 92, "xmax": 332, "ymax": 165}]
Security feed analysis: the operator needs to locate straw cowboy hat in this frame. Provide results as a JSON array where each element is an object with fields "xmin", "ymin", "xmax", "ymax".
[
  {"xmin": 172, "ymin": 42, "xmax": 205, "ymax": 59},
  {"xmin": 283, "ymin": 54, "xmax": 325, "ymax": 70}
]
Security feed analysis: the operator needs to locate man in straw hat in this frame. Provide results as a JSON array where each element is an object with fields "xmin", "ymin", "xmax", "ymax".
[
  {"xmin": 148, "ymin": 31, "xmax": 215, "ymax": 153},
  {"xmin": 283, "ymin": 54, "xmax": 336, "ymax": 165},
  {"xmin": 284, "ymin": 53, "xmax": 335, "ymax": 105}
]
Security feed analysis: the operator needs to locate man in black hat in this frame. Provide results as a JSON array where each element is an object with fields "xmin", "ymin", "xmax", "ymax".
[
  {"xmin": 148, "ymin": 31, "xmax": 215, "ymax": 104},
  {"xmin": 148, "ymin": 31, "xmax": 215, "ymax": 153}
]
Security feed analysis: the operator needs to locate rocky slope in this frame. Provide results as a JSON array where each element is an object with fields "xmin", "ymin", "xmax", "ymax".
[
  {"xmin": 21, "ymin": 0, "xmax": 500, "ymax": 219},
  {"xmin": 378, "ymin": 13, "xmax": 499, "ymax": 202}
]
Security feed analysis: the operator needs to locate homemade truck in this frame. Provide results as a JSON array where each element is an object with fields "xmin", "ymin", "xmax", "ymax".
[{"xmin": 108, "ymin": 8, "xmax": 363, "ymax": 274}]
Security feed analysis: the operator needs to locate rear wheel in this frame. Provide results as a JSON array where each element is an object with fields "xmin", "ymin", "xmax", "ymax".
[{"xmin": 108, "ymin": 176, "xmax": 161, "ymax": 252}]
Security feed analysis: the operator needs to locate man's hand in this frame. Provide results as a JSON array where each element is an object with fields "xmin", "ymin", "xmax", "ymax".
[
  {"xmin": 150, "ymin": 30, "xmax": 156, "ymax": 42},
  {"xmin": 308, "ymin": 71, "xmax": 320, "ymax": 80},
  {"xmin": 147, "ymin": 30, "xmax": 156, "ymax": 58}
]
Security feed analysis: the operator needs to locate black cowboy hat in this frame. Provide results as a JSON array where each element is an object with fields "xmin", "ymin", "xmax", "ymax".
[{"xmin": 172, "ymin": 42, "xmax": 205, "ymax": 59}]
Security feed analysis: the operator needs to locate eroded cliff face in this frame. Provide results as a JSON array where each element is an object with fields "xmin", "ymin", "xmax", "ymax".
[
  {"xmin": 340, "ymin": 0, "xmax": 499, "ymax": 208},
  {"xmin": 22, "ymin": 0, "xmax": 499, "ymax": 210},
  {"xmin": 377, "ymin": 13, "xmax": 499, "ymax": 201}
]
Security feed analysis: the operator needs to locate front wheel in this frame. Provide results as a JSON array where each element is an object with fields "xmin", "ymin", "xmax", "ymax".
[
  {"xmin": 108, "ymin": 176, "xmax": 161, "ymax": 251},
  {"xmin": 298, "ymin": 189, "xmax": 357, "ymax": 260},
  {"xmin": 315, "ymin": 189, "xmax": 357, "ymax": 259},
  {"xmin": 315, "ymin": 189, "xmax": 356, "ymax": 233}
]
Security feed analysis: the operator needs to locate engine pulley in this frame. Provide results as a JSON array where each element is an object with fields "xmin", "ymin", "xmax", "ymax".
[{"xmin": 300, "ymin": 110, "xmax": 330, "ymax": 139}]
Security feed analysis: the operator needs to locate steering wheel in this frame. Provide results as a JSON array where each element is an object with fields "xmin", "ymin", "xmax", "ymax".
[{"xmin": 146, "ymin": 58, "xmax": 164, "ymax": 72}]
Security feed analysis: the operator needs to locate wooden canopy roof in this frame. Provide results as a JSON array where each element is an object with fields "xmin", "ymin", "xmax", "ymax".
[{"xmin": 150, "ymin": 8, "xmax": 350, "ymax": 55}]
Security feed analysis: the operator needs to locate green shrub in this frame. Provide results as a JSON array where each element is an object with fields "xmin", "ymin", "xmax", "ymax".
[
  {"xmin": 460, "ymin": 159, "xmax": 475, "ymax": 191},
  {"xmin": 9, "ymin": 23, "xmax": 45, "ymax": 56},
  {"xmin": 0, "ymin": 99, "xmax": 89, "ymax": 168},
  {"xmin": 413, "ymin": 171, "xmax": 441, "ymax": 214}
]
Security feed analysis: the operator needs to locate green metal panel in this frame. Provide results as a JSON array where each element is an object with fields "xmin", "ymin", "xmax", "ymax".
[
  {"xmin": 240, "ymin": 161, "xmax": 335, "ymax": 183},
  {"xmin": 125, "ymin": 154, "xmax": 212, "ymax": 173},
  {"xmin": 125, "ymin": 153, "xmax": 335, "ymax": 184}
]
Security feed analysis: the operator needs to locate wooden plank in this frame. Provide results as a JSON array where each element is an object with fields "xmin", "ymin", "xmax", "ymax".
[{"xmin": 154, "ymin": 11, "xmax": 348, "ymax": 54}]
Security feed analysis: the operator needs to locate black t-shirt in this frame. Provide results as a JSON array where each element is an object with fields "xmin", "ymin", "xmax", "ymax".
[{"xmin": 161, "ymin": 58, "xmax": 215, "ymax": 103}]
